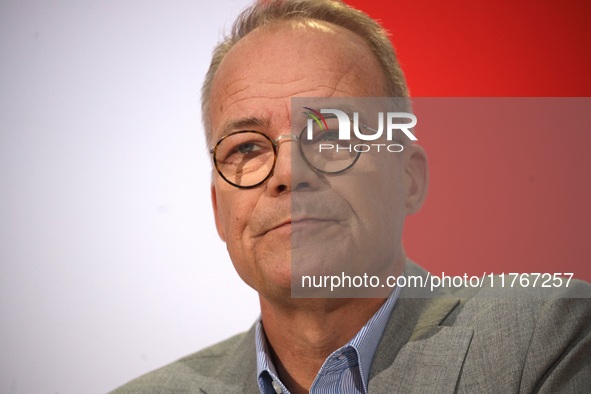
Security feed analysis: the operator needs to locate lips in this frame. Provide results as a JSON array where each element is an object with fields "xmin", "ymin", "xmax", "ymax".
[
  {"xmin": 250, "ymin": 193, "xmax": 349, "ymax": 237},
  {"xmin": 257, "ymin": 217, "xmax": 337, "ymax": 236}
]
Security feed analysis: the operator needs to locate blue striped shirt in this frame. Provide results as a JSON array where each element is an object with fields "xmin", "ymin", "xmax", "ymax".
[{"xmin": 255, "ymin": 286, "xmax": 400, "ymax": 394}]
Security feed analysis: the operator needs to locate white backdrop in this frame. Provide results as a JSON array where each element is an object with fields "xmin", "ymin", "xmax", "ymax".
[{"xmin": 0, "ymin": 1, "xmax": 260, "ymax": 393}]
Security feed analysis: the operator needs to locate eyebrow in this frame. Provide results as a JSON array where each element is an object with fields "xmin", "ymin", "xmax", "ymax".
[
  {"xmin": 217, "ymin": 104, "xmax": 359, "ymax": 137},
  {"xmin": 332, "ymin": 103, "xmax": 357, "ymax": 114},
  {"xmin": 302, "ymin": 103, "xmax": 357, "ymax": 116},
  {"xmin": 218, "ymin": 117, "xmax": 269, "ymax": 137}
]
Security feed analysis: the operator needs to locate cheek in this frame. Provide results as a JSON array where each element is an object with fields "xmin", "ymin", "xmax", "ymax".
[
  {"xmin": 350, "ymin": 163, "xmax": 407, "ymax": 236},
  {"xmin": 215, "ymin": 185, "xmax": 260, "ymax": 246},
  {"xmin": 214, "ymin": 187, "xmax": 270, "ymax": 291},
  {"xmin": 219, "ymin": 198, "xmax": 248, "ymax": 241}
]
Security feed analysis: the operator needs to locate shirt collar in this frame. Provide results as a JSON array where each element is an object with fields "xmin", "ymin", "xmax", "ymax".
[
  {"xmin": 350, "ymin": 284, "xmax": 400, "ymax": 391},
  {"xmin": 255, "ymin": 321, "xmax": 289, "ymax": 394},
  {"xmin": 255, "ymin": 285, "xmax": 400, "ymax": 393}
]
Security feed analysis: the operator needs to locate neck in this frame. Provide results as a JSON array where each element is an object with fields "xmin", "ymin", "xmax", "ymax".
[{"xmin": 259, "ymin": 296, "xmax": 387, "ymax": 394}]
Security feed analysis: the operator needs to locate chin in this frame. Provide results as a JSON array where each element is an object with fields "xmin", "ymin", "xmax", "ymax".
[{"xmin": 248, "ymin": 257, "xmax": 293, "ymax": 294}]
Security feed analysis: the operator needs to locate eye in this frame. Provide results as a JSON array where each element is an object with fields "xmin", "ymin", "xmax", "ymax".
[
  {"xmin": 301, "ymin": 130, "xmax": 340, "ymax": 145},
  {"xmin": 236, "ymin": 142, "xmax": 262, "ymax": 154},
  {"xmin": 316, "ymin": 130, "xmax": 340, "ymax": 142},
  {"xmin": 214, "ymin": 131, "xmax": 274, "ymax": 166}
]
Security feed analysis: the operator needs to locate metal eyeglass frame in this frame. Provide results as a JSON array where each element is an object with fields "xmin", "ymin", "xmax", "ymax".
[{"xmin": 209, "ymin": 128, "xmax": 362, "ymax": 189}]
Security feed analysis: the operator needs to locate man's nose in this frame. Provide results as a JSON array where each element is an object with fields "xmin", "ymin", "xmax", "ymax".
[{"xmin": 266, "ymin": 136, "xmax": 320, "ymax": 194}]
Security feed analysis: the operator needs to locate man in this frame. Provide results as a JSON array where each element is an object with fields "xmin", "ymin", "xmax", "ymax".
[{"xmin": 113, "ymin": 0, "xmax": 591, "ymax": 392}]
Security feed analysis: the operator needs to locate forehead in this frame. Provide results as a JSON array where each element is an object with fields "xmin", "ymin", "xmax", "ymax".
[{"xmin": 209, "ymin": 20, "xmax": 385, "ymax": 140}]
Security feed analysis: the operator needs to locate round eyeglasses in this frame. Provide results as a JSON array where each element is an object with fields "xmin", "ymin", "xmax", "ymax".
[{"xmin": 210, "ymin": 127, "xmax": 362, "ymax": 189}]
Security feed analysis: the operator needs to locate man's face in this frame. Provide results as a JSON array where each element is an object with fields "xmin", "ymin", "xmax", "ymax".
[{"xmin": 209, "ymin": 21, "xmax": 425, "ymax": 300}]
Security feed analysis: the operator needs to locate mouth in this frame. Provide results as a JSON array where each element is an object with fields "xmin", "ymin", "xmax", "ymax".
[{"xmin": 260, "ymin": 218, "xmax": 337, "ymax": 236}]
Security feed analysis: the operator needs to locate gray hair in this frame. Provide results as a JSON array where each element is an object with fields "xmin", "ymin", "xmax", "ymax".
[{"xmin": 201, "ymin": 0, "xmax": 409, "ymax": 144}]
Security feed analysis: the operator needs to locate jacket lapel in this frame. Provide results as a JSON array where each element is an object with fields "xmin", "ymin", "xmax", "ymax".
[
  {"xmin": 198, "ymin": 262, "xmax": 473, "ymax": 393},
  {"xmin": 196, "ymin": 325, "xmax": 259, "ymax": 394},
  {"xmin": 368, "ymin": 262, "xmax": 473, "ymax": 393}
]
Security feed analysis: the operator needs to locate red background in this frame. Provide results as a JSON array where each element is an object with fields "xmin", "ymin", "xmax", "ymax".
[{"xmin": 345, "ymin": 0, "xmax": 591, "ymax": 280}]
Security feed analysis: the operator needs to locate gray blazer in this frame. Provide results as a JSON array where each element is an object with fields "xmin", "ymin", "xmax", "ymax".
[{"xmin": 111, "ymin": 262, "xmax": 591, "ymax": 393}]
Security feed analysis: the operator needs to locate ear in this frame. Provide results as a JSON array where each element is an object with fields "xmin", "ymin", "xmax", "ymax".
[
  {"xmin": 211, "ymin": 184, "xmax": 226, "ymax": 242},
  {"xmin": 404, "ymin": 144, "xmax": 429, "ymax": 215}
]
